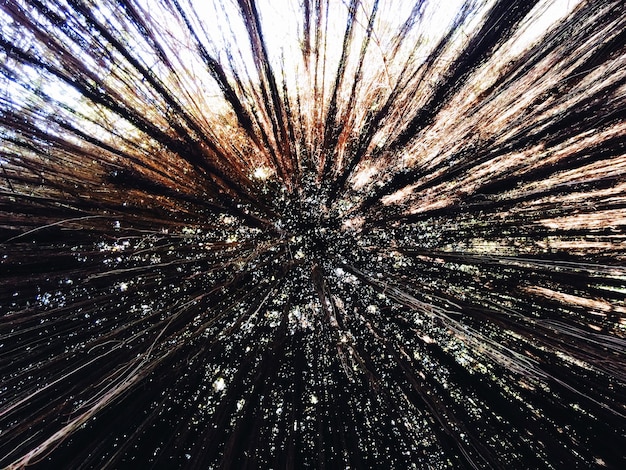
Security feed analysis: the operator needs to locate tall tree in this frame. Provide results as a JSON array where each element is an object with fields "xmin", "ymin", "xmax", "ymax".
[{"xmin": 1, "ymin": 0, "xmax": 625, "ymax": 468}]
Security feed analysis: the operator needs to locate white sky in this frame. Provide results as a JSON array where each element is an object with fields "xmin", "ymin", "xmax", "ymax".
[{"xmin": 2, "ymin": 0, "xmax": 582, "ymax": 138}]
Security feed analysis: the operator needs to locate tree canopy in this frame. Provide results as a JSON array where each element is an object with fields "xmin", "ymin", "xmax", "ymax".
[{"xmin": 1, "ymin": 0, "xmax": 625, "ymax": 468}]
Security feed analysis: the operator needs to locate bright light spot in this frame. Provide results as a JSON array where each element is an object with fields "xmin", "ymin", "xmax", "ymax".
[
  {"xmin": 352, "ymin": 166, "xmax": 378, "ymax": 189},
  {"xmin": 118, "ymin": 282, "xmax": 128, "ymax": 292},
  {"xmin": 253, "ymin": 166, "xmax": 272, "ymax": 180},
  {"xmin": 213, "ymin": 377, "xmax": 226, "ymax": 392},
  {"xmin": 310, "ymin": 395, "xmax": 318, "ymax": 404}
]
